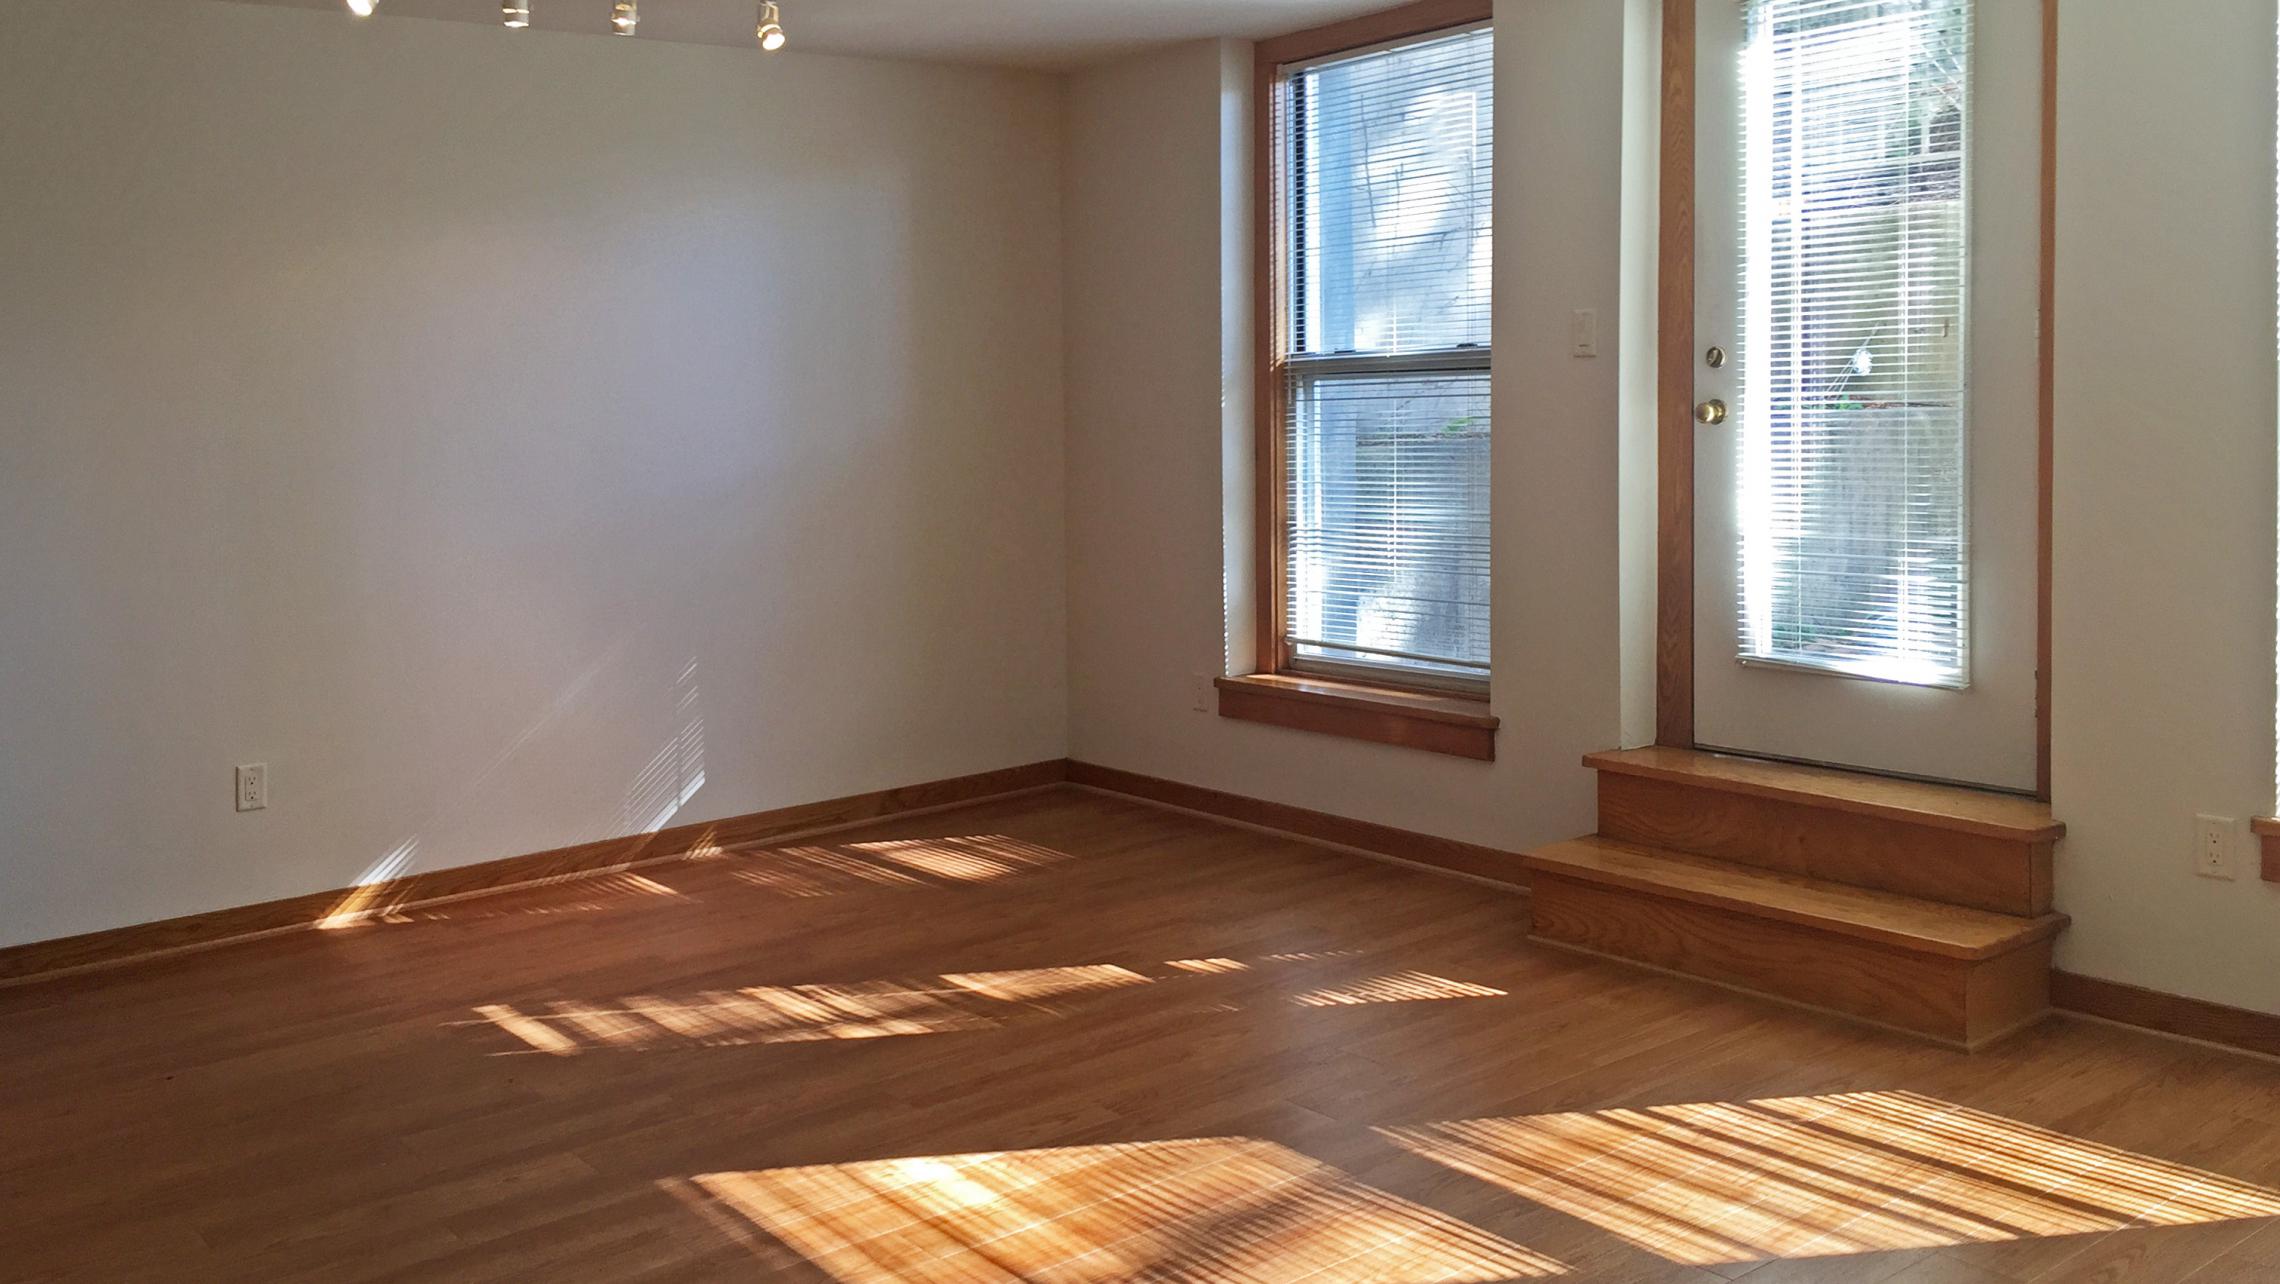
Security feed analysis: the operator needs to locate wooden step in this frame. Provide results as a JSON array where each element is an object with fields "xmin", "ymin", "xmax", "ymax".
[
  {"xmin": 1585, "ymin": 747, "xmax": 2060, "ymax": 915},
  {"xmin": 1525, "ymin": 836, "xmax": 2067, "ymax": 1049}
]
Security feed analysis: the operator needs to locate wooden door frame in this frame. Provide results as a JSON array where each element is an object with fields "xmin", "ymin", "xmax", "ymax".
[{"xmin": 1653, "ymin": 0, "xmax": 2057, "ymax": 801}]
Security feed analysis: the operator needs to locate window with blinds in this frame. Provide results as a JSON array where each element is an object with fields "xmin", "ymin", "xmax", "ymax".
[
  {"xmin": 1271, "ymin": 23, "xmax": 1492, "ymax": 692},
  {"xmin": 1738, "ymin": 0, "xmax": 1972, "ymax": 688}
]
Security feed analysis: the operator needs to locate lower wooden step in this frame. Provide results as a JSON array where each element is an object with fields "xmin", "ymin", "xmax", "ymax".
[{"xmin": 1524, "ymin": 837, "xmax": 2067, "ymax": 1049}]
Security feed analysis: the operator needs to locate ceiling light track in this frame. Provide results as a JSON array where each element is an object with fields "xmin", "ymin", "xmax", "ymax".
[{"xmin": 343, "ymin": 0, "xmax": 788, "ymax": 47}]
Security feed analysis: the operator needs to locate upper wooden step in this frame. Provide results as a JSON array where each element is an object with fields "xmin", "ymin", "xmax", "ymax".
[
  {"xmin": 1526, "ymin": 835, "xmax": 2066, "ymax": 961},
  {"xmin": 1585, "ymin": 747, "xmax": 2062, "ymax": 842}
]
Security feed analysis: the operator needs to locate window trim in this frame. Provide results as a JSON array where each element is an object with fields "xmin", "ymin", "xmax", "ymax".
[
  {"xmin": 1217, "ymin": 673, "xmax": 1498, "ymax": 761},
  {"xmin": 1249, "ymin": 0, "xmax": 1497, "ymax": 718}
]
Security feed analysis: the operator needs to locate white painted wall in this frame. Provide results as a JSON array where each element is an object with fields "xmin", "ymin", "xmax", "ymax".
[
  {"xmin": 1064, "ymin": 0, "xmax": 1657, "ymax": 860},
  {"xmin": 11, "ymin": 0, "xmax": 2280, "ymax": 1020},
  {"xmin": 2051, "ymin": 0, "xmax": 2280, "ymax": 1013},
  {"xmin": 0, "ymin": 0, "xmax": 1067, "ymax": 949}
]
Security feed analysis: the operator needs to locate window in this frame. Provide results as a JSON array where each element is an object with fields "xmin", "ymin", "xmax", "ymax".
[
  {"xmin": 1737, "ymin": 0, "xmax": 1972, "ymax": 688},
  {"xmin": 1262, "ymin": 18, "xmax": 1493, "ymax": 696}
]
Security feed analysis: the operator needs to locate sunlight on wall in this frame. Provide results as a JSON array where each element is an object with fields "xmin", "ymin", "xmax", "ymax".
[
  {"xmin": 315, "ymin": 838, "xmax": 423, "ymax": 928},
  {"xmin": 622, "ymin": 659, "xmax": 708, "ymax": 836},
  {"xmin": 1380, "ymin": 1090, "xmax": 2280, "ymax": 1267},
  {"xmin": 672, "ymin": 1138, "xmax": 1565, "ymax": 1283}
]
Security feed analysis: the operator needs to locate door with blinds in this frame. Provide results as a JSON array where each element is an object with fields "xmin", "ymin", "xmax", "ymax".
[{"xmin": 1691, "ymin": 0, "xmax": 2039, "ymax": 790}]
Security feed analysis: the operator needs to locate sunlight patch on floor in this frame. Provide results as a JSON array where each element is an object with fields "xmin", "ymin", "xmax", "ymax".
[
  {"xmin": 1292, "ymin": 969, "xmax": 1507, "ymax": 1007},
  {"xmin": 373, "ymin": 872, "xmax": 684, "ymax": 924},
  {"xmin": 939, "ymin": 965, "xmax": 1153, "ymax": 1002},
  {"xmin": 728, "ymin": 835, "xmax": 1072, "ymax": 898},
  {"xmin": 673, "ymin": 1138, "xmax": 1565, "ymax": 1282},
  {"xmin": 1379, "ymin": 1090, "xmax": 2280, "ymax": 1267},
  {"xmin": 468, "ymin": 954, "xmax": 1507, "ymax": 1054}
]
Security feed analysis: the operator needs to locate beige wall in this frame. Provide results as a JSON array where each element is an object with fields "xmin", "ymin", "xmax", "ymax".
[
  {"xmin": 2051, "ymin": 0, "xmax": 2280, "ymax": 1013},
  {"xmin": 1064, "ymin": 0, "xmax": 1658, "ymax": 859},
  {"xmin": 0, "ymin": 0, "xmax": 1068, "ymax": 948},
  {"xmin": 10, "ymin": 0, "xmax": 2280, "ymax": 1018}
]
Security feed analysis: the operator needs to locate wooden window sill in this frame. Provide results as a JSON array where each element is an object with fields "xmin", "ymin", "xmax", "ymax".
[
  {"xmin": 2251, "ymin": 817, "xmax": 2280, "ymax": 883},
  {"xmin": 1215, "ymin": 673, "xmax": 1498, "ymax": 761}
]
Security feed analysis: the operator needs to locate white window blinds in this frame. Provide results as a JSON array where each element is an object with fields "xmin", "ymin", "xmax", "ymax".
[
  {"xmin": 1738, "ymin": 0, "xmax": 1972, "ymax": 688},
  {"xmin": 1275, "ymin": 24, "xmax": 1493, "ymax": 689}
]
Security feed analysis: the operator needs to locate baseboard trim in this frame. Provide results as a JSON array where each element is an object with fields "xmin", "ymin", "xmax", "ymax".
[
  {"xmin": 1064, "ymin": 760, "xmax": 1528, "ymax": 891},
  {"xmin": 0, "ymin": 758, "xmax": 1070, "ymax": 989},
  {"xmin": 2051, "ymin": 969, "xmax": 2280, "ymax": 1061}
]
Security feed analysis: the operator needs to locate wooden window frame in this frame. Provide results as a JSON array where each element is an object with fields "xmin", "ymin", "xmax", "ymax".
[
  {"xmin": 2251, "ymin": 818, "xmax": 2280, "ymax": 883},
  {"xmin": 1230, "ymin": 0, "xmax": 1500, "ymax": 760}
]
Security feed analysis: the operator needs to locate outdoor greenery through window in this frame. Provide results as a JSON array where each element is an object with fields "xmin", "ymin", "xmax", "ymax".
[
  {"xmin": 1737, "ymin": 0, "xmax": 1973, "ymax": 687},
  {"xmin": 1273, "ymin": 22, "xmax": 1492, "ymax": 693}
]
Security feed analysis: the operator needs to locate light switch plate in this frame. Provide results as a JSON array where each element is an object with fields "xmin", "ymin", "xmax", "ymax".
[{"xmin": 1570, "ymin": 308, "xmax": 1599, "ymax": 358}]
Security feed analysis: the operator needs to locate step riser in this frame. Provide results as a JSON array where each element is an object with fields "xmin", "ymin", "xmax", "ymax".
[
  {"xmin": 1529, "ymin": 873, "xmax": 2053, "ymax": 1049},
  {"xmin": 1597, "ymin": 773, "xmax": 2053, "ymax": 916}
]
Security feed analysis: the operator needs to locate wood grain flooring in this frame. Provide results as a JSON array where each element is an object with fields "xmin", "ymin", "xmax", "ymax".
[{"xmin": 3, "ymin": 788, "xmax": 2278, "ymax": 1283}]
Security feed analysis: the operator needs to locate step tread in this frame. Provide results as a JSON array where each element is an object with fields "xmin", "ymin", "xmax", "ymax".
[
  {"xmin": 1525, "ymin": 836, "xmax": 2067, "ymax": 960},
  {"xmin": 1584, "ymin": 747, "xmax": 2063, "ymax": 842}
]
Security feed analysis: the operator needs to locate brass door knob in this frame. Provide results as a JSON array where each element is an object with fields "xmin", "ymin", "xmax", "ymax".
[{"xmin": 1695, "ymin": 398, "xmax": 1728, "ymax": 426}]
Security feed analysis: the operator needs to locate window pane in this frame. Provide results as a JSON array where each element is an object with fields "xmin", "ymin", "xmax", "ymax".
[
  {"xmin": 1738, "ymin": 0, "xmax": 1972, "ymax": 688},
  {"xmin": 1286, "ymin": 369, "xmax": 1491, "ymax": 680},
  {"xmin": 1291, "ymin": 28, "xmax": 1493, "ymax": 357},
  {"xmin": 1276, "ymin": 24, "xmax": 1492, "ymax": 688}
]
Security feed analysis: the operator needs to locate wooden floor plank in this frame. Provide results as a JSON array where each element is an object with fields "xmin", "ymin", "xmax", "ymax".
[{"xmin": 1, "ymin": 786, "xmax": 2276, "ymax": 1282}]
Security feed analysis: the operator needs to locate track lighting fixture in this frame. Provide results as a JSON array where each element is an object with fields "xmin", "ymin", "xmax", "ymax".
[{"xmin": 341, "ymin": 0, "xmax": 785, "ymax": 53}]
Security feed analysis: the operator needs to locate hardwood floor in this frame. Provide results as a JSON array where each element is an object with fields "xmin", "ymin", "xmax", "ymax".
[{"xmin": 4, "ymin": 787, "xmax": 2278, "ymax": 1282}]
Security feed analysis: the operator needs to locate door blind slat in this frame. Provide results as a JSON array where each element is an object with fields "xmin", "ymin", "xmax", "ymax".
[{"xmin": 1736, "ymin": 0, "xmax": 1973, "ymax": 688}]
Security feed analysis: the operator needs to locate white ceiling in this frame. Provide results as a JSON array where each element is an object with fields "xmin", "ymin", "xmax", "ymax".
[{"xmin": 220, "ymin": 0, "xmax": 1399, "ymax": 70}]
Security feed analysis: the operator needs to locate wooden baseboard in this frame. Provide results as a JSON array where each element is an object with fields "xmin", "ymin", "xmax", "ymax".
[
  {"xmin": 2052, "ymin": 970, "xmax": 2280, "ymax": 1061},
  {"xmin": 1065, "ymin": 760, "xmax": 1527, "ymax": 890},
  {"xmin": 0, "ymin": 759, "xmax": 1069, "ymax": 989}
]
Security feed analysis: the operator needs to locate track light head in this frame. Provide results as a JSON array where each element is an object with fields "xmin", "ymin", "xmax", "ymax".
[
  {"xmin": 345, "ymin": 0, "xmax": 375, "ymax": 15},
  {"xmin": 503, "ymin": 1, "xmax": 529, "ymax": 28},
  {"xmin": 611, "ymin": 0, "xmax": 637, "ymax": 34},
  {"xmin": 757, "ymin": 2, "xmax": 786, "ymax": 51}
]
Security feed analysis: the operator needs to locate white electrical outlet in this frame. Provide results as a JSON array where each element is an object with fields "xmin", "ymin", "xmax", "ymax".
[
  {"xmin": 1191, "ymin": 674, "xmax": 1216, "ymax": 714},
  {"xmin": 2193, "ymin": 813, "xmax": 2236, "ymax": 880},
  {"xmin": 236, "ymin": 763, "xmax": 268, "ymax": 813}
]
